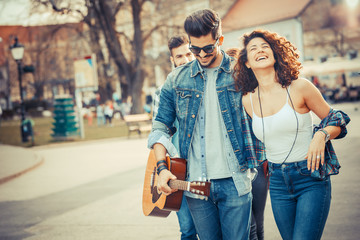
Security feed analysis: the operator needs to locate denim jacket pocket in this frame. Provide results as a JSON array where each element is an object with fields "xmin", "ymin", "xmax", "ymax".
[{"xmin": 176, "ymin": 90, "xmax": 192, "ymax": 118}]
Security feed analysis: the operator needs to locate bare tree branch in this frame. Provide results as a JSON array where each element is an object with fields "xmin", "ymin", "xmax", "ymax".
[
  {"xmin": 142, "ymin": 24, "xmax": 182, "ymax": 43},
  {"xmin": 116, "ymin": 31, "xmax": 134, "ymax": 46},
  {"xmin": 113, "ymin": 1, "xmax": 125, "ymax": 18}
]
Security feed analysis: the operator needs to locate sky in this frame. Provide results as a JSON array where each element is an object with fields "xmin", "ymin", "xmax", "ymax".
[
  {"xmin": 0, "ymin": 0, "xmax": 31, "ymax": 25},
  {"xmin": 0, "ymin": 0, "xmax": 80, "ymax": 26}
]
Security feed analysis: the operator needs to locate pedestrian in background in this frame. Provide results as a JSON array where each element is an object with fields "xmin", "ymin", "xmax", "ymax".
[
  {"xmin": 86, "ymin": 107, "xmax": 93, "ymax": 126},
  {"xmin": 104, "ymin": 100, "xmax": 114, "ymax": 126},
  {"xmin": 0, "ymin": 105, "xmax": 2, "ymax": 127},
  {"xmin": 233, "ymin": 29, "xmax": 350, "ymax": 240},
  {"xmin": 144, "ymin": 95, "xmax": 152, "ymax": 114},
  {"xmin": 96, "ymin": 103, "xmax": 105, "ymax": 126}
]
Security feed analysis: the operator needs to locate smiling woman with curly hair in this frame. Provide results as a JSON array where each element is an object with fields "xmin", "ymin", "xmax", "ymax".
[
  {"xmin": 233, "ymin": 29, "xmax": 350, "ymax": 240},
  {"xmin": 234, "ymin": 30, "xmax": 302, "ymax": 94}
]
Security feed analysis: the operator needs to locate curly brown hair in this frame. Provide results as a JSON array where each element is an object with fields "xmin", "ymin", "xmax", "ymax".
[{"xmin": 233, "ymin": 29, "xmax": 302, "ymax": 94}]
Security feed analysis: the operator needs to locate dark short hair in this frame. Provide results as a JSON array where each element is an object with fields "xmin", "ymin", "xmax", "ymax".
[
  {"xmin": 184, "ymin": 9, "xmax": 221, "ymax": 40},
  {"xmin": 168, "ymin": 35, "xmax": 189, "ymax": 55}
]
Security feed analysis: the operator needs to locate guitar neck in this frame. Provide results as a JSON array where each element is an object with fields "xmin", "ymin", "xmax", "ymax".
[{"xmin": 169, "ymin": 179, "xmax": 189, "ymax": 192}]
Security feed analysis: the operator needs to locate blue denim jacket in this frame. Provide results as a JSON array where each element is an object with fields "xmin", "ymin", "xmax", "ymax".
[{"xmin": 148, "ymin": 53, "xmax": 252, "ymax": 170}]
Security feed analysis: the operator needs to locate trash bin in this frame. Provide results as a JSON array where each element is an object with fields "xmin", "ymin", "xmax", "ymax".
[
  {"xmin": 51, "ymin": 97, "xmax": 79, "ymax": 140},
  {"xmin": 21, "ymin": 119, "xmax": 33, "ymax": 143}
]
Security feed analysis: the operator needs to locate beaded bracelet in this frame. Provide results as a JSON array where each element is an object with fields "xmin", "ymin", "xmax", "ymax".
[{"xmin": 157, "ymin": 165, "xmax": 168, "ymax": 175}]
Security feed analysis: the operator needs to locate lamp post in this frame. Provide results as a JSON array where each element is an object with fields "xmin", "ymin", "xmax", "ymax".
[{"xmin": 10, "ymin": 37, "xmax": 28, "ymax": 142}]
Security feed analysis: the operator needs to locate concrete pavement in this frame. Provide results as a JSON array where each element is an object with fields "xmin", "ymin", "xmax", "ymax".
[
  {"xmin": 0, "ymin": 144, "xmax": 44, "ymax": 185},
  {"xmin": 0, "ymin": 137, "xmax": 181, "ymax": 239},
  {"xmin": 0, "ymin": 101, "xmax": 359, "ymax": 239}
]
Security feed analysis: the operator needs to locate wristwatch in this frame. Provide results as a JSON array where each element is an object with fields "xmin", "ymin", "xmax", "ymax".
[{"xmin": 319, "ymin": 129, "xmax": 330, "ymax": 142}]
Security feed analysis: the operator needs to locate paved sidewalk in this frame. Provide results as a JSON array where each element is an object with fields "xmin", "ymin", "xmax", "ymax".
[{"xmin": 0, "ymin": 144, "xmax": 44, "ymax": 185}]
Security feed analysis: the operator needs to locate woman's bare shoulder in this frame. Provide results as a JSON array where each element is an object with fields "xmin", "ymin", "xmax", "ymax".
[{"xmin": 291, "ymin": 77, "xmax": 313, "ymax": 89}]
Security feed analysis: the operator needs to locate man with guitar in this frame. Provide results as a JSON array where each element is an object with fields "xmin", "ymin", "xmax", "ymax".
[
  {"xmin": 152, "ymin": 35, "xmax": 198, "ymax": 240},
  {"xmin": 148, "ymin": 9, "xmax": 264, "ymax": 240}
]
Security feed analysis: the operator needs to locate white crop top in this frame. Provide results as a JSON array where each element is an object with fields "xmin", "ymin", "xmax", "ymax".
[{"xmin": 250, "ymin": 86, "xmax": 313, "ymax": 164}]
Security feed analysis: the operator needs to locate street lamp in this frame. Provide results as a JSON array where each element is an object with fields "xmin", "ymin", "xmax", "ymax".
[
  {"xmin": 10, "ymin": 37, "xmax": 25, "ymax": 121},
  {"xmin": 10, "ymin": 37, "xmax": 29, "ymax": 142}
]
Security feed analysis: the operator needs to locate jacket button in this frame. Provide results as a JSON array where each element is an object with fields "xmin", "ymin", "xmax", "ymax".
[
  {"xmin": 196, "ymin": 94, "xmax": 199, "ymax": 98},
  {"xmin": 188, "ymin": 134, "xmax": 191, "ymax": 138},
  {"xmin": 192, "ymin": 114, "xmax": 195, "ymax": 118}
]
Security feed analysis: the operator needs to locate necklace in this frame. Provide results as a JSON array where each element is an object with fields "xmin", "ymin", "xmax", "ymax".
[{"xmin": 257, "ymin": 86, "xmax": 299, "ymax": 166}]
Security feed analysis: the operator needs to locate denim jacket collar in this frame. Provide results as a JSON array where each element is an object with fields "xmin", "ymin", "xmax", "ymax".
[{"xmin": 190, "ymin": 50, "xmax": 232, "ymax": 78}]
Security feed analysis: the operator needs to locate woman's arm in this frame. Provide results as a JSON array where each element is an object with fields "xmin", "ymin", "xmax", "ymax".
[{"xmin": 296, "ymin": 78, "xmax": 341, "ymax": 171}]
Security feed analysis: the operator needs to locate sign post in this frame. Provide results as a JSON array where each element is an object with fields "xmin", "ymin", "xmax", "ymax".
[{"xmin": 73, "ymin": 54, "xmax": 98, "ymax": 139}]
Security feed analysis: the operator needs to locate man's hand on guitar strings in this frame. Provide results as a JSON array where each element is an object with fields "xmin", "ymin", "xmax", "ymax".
[{"xmin": 158, "ymin": 170, "xmax": 178, "ymax": 196}]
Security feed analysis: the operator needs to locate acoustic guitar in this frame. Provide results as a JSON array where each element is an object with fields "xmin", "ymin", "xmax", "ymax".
[{"xmin": 142, "ymin": 150, "xmax": 211, "ymax": 217}]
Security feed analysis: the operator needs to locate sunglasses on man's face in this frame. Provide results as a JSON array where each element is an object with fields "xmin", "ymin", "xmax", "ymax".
[{"xmin": 189, "ymin": 39, "xmax": 219, "ymax": 55}]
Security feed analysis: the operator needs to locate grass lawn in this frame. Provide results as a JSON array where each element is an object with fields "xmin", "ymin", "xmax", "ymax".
[{"xmin": 0, "ymin": 116, "xmax": 147, "ymax": 148}]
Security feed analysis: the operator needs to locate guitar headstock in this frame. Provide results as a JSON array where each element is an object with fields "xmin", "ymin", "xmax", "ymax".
[{"xmin": 189, "ymin": 181, "xmax": 211, "ymax": 197}]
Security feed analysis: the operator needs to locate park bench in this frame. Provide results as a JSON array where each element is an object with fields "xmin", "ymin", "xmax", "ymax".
[{"xmin": 123, "ymin": 113, "xmax": 152, "ymax": 137}]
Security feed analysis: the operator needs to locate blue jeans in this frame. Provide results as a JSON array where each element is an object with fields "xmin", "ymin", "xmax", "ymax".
[
  {"xmin": 97, "ymin": 116, "xmax": 105, "ymax": 126},
  {"xmin": 268, "ymin": 160, "xmax": 331, "ymax": 240},
  {"xmin": 177, "ymin": 194, "xmax": 198, "ymax": 240},
  {"xmin": 186, "ymin": 178, "xmax": 252, "ymax": 240},
  {"xmin": 250, "ymin": 162, "xmax": 269, "ymax": 240}
]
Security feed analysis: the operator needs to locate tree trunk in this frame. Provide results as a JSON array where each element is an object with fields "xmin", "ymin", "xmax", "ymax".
[
  {"xmin": 131, "ymin": 72, "xmax": 145, "ymax": 113},
  {"xmin": 85, "ymin": 13, "xmax": 112, "ymax": 103},
  {"xmin": 90, "ymin": 0, "xmax": 147, "ymax": 113},
  {"xmin": 92, "ymin": 0, "xmax": 133, "ymax": 88},
  {"xmin": 130, "ymin": 0, "xmax": 145, "ymax": 114}
]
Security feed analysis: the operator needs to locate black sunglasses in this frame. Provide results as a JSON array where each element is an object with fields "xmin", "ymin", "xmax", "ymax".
[{"xmin": 189, "ymin": 39, "xmax": 219, "ymax": 55}]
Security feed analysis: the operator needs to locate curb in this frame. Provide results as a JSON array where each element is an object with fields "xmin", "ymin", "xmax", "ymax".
[{"xmin": 0, "ymin": 154, "xmax": 44, "ymax": 185}]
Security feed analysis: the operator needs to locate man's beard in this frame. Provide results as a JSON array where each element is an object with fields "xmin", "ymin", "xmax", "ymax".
[{"xmin": 198, "ymin": 52, "xmax": 218, "ymax": 68}]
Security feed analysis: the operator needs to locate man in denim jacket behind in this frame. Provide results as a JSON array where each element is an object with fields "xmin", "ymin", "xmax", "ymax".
[{"xmin": 148, "ymin": 9, "xmax": 254, "ymax": 240}]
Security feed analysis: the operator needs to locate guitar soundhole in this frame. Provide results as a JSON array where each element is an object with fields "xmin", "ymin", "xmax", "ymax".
[
  {"xmin": 152, "ymin": 186, "xmax": 162, "ymax": 203},
  {"xmin": 150, "ymin": 167, "xmax": 156, "ymax": 189},
  {"xmin": 151, "ymin": 166, "xmax": 162, "ymax": 203}
]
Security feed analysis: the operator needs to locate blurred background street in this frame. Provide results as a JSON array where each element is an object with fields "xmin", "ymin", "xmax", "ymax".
[{"xmin": 1, "ymin": 0, "xmax": 360, "ymax": 239}]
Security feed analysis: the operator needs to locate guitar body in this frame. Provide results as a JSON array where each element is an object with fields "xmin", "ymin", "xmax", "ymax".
[{"xmin": 142, "ymin": 150, "xmax": 187, "ymax": 217}]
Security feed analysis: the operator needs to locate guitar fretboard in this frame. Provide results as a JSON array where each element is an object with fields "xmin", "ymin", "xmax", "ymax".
[{"xmin": 169, "ymin": 180, "xmax": 189, "ymax": 191}]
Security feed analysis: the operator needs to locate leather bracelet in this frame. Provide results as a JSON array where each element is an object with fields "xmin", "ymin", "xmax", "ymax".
[
  {"xmin": 157, "ymin": 163, "xmax": 167, "ymax": 169},
  {"xmin": 157, "ymin": 165, "xmax": 168, "ymax": 175},
  {"xmin": 156, "ymin": 159, "xmax": 167, "ymax": 167}
]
